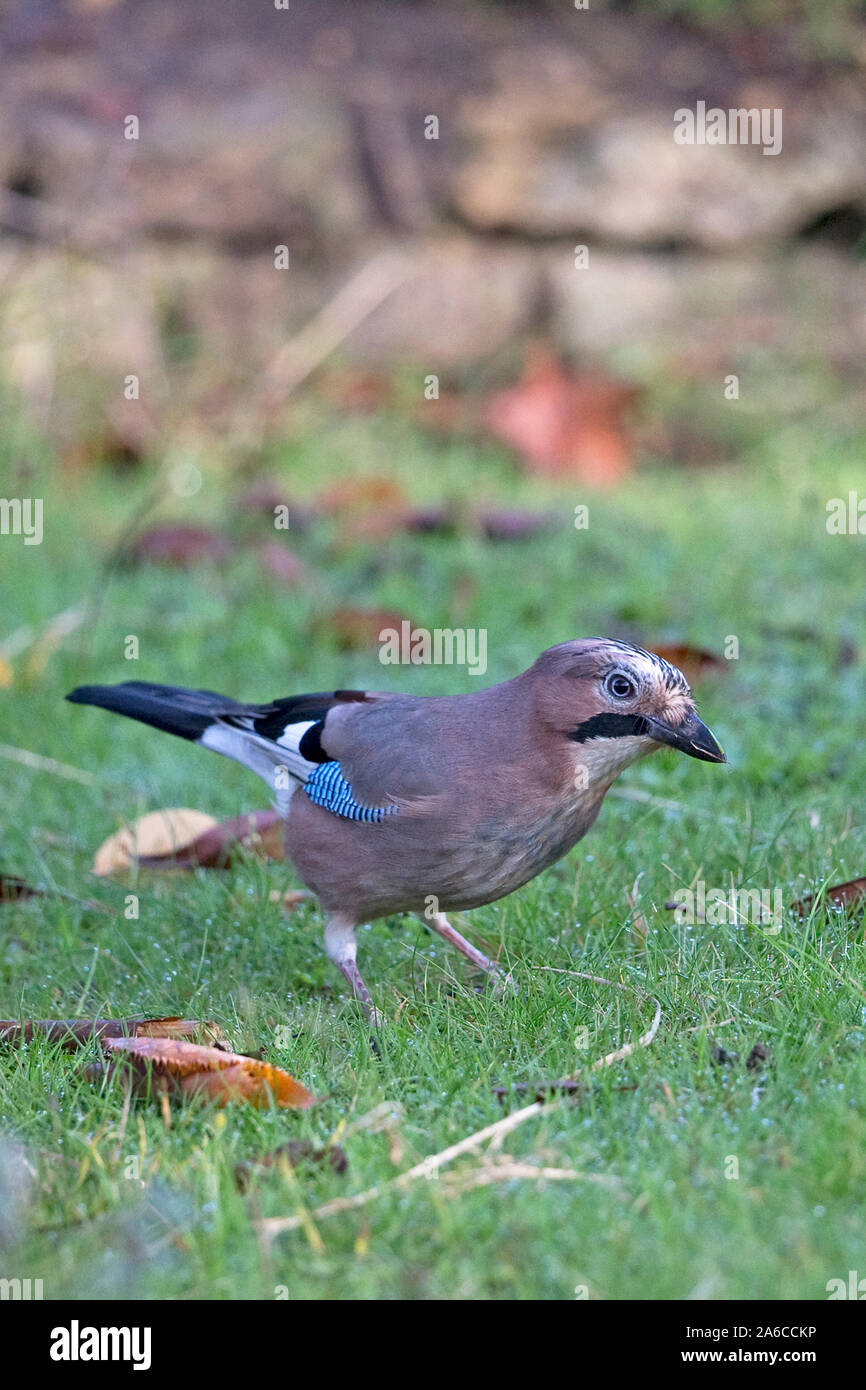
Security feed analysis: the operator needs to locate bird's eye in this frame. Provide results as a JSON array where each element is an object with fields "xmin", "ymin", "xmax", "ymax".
[{"xmin": 606, "ymin": 673, "xmax": 636, "ymax": 700}]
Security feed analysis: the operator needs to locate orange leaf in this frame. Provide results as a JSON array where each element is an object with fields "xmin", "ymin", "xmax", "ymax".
[
  {"xmin": 483, "ymin": 347, "xmax": 640, "ymax": 487},
  {"xmin": 101, "ymin": 1036, "xmax": 314, "ymax": 1109}
]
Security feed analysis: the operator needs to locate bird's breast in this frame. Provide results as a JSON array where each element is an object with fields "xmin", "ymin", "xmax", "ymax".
[{"xmin": 441, "ymin": 790, "xmax": 605, "ymax": 909}]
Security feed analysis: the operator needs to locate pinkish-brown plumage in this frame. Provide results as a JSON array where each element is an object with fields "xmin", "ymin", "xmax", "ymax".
[{"xmin": 68, "ymin": 638, "xmax": 725, "ymax": 1024}]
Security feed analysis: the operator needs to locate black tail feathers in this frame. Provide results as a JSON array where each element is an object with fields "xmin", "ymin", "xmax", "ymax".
[{"xmin": 65, "ymin": 681, "xmax": 248, "ymax": 742}]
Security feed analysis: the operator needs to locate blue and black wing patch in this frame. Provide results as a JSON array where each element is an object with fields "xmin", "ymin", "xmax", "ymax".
[{"xmin": 303, "ymin": 760, "xmax": 395, "ymax": 823}]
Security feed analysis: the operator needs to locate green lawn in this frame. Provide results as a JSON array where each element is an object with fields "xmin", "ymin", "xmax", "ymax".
[{"xmin": 1, "ymin": 398, "xmax": 865, "ymax": 1300}]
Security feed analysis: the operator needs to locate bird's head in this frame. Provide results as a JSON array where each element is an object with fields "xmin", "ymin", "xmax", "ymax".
[{"xmin": 531, "ymin": 638, "xmax": 726, "ymax": 790}]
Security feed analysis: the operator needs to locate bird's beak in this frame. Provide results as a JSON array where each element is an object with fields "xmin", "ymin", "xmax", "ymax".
[{"xmin": 643, "ymin": 712, "xmax": 726, "ymax": 764}]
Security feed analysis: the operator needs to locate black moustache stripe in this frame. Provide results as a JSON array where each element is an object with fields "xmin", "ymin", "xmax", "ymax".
[{"xmin": 569, "ymin": 713, "xmax": 650, "ymax": 743}]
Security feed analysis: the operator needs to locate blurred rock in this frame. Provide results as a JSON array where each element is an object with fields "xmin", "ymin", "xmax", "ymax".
[
  {"xmin": 453, "ymin": 106, "xmax": 866, "ymax": 250},
  {"xmin": 1, "ymin": 0, "xmax": 866, "ymax": 427},
  {"xmin": 548, "ymin": 247, "xmax": 866, "ymax": 367}
]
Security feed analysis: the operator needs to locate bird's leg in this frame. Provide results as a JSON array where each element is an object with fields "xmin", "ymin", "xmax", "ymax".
[
  {"xmin": 417, "ymin": 912, "xmax": 514, "ymax": 992},
  {"xmin": 324, "ymin": 914, "xmax": 383, "ymax": 1029}
]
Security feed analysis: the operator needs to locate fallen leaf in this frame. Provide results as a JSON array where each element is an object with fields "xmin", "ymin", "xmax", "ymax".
[
  {"xmin": 0, "ymin": 1016, "xmax": 223, "ymax": 1049},
  {"xmin": 794, "ymin": 876, "xmax": 866, "ymax": 917},
  {"xmin": 99, "ymin": 1036, "xmax": 314, "ymax": 1109},
  {"xmin": 235, "ymin": 1141, "xmax": 348, "ymax": 1190},
  {"xmin": 483, "ymin": 347, "xmax": 640, "ymax": 486},
  {"xmin": 92, "ymin": 809, "xmax": 220, "ymax": 875},
  {"xmin": 643, "ymin": 642, "xmax": 727, "ymax": 685},
  {"xmin": 125, "ymin": 526, "xmax": 233, "ymax": 567},
  {"xmin": 137, "ymin": 810, "xmax": 286, "ymax": 868}
]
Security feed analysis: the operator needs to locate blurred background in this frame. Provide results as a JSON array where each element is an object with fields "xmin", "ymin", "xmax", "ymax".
[
  {"xmin": 1, "ymin": 0, "xmax": 866, "ymax": 477},
  {"xmin": 0, "ymin": 0, "xmax": 865, "ymax": 765}
]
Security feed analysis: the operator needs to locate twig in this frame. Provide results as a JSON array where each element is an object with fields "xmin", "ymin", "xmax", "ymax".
[
  {"xmin": 256, "ymin": 1000, "xmax": 663, "ymax": 1247},
  {"xmin": 536, "ymin": 967, "xmax": 626, "ymax": 990},
  {"xmin": 0, "ymin": 743, "xmax": 105, "ymax": 787},
  {"xmin": 255, "ymin": 1099, "xmax": 549, "ymax": 1246},
  {"xmin": 438, "ymin": 1162, "xmax": 621, "ymax": 1197},
  {"xmin": 589, "ymin": 1000, "xmax": 662, "ymax": 1072},
  {"xmin": 260, "ymin": 249, "xmax": 413, "ymax": 406},
  {"xmin": 609, "ymin": 785, "xmax": 736, "ymax": 825}
]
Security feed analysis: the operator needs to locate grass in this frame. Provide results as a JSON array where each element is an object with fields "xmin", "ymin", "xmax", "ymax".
[{"xmin": 1, "ymin": 392, "xmax": 865, "ymax": 1300}]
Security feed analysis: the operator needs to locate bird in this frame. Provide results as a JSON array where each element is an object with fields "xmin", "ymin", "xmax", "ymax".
[{"xmin": 67, "ymin": 638, "xmax": 725, "ymax": 1025}]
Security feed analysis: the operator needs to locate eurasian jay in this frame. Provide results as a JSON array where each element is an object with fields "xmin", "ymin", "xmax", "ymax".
[{"xmin": 67, "ymin": 639, "xmax": 725, "ymax": 1024}]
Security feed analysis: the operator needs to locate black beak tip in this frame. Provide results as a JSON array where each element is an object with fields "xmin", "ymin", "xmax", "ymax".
[
  {"xmin": 686, "ymin": 722, "xmax": 727, "ymax": 764},
  {"xmin": 646, "ymin": 715, "xmax": 726, "ymax": 765}
]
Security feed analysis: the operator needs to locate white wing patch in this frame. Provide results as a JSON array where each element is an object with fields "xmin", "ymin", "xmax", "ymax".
[{"xmin": 200, "ymin": 718, "xmax": 320, "ymax": 814}]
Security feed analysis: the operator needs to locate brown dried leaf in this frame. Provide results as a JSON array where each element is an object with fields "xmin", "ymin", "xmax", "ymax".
[
  {"xmin": 137, "ymin": 810, "xmax": 285, "ymax": 869},
  {"xmin": 794, "ymin": 876, "xmax": 866, "ymax": 917},
  {"xmin": 644, "ymin": 642, "xmax": 727, "ymax": 686},
  {"xmin": 101, "ymin": 1036, "xmax": 314, "ymax": 1109},
  {"xmin": 0, "ymin": 1016, "xmax": 223, "ymax": 1049},
  {"xmin": 92, "ymin": 809, "xmax": 219, "ymax": 875}
]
